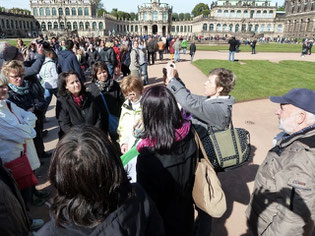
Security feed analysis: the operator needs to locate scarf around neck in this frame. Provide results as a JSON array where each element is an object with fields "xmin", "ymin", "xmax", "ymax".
[
  {"xmin": 95, "ymin": 79, "xmax": 111, "ymax": 92},
  {"xmin": 8, "ymin": 81, "xmax": 29, "ymax": 95},
  {"xmin": 137, "ymin": 120, "xmax": 191, "ymax": 152}
]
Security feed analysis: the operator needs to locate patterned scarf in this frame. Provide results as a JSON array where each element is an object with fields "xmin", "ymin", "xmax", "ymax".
[
  {"xmin": 72, "ymin": 95, "xmax": 83, "ymax": 107},
  {"xmin": 8, "ymin": 81, "xmax": 29, "ymax": 95},
  {"xmin": 95, "ymin": 79, "xmax": 110, "ymax": 92},
  {"xmin": 137, "ymin": 120, "xmax": 191, "ymax": 152}
]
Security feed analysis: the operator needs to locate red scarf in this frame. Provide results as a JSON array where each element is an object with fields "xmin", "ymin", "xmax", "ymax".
[{"xmin": 72, "ymin": 95, "xmax": 83, "ymax": 107}]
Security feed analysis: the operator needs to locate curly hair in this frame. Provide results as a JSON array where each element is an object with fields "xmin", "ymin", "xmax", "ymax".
[
  {"xmin": 1, "ymin": 60, "xmax": 25, "ymax": 78},
  {"xmin": 49, "ymin": 125, "xmax": 132, "ymax": 228},
  {"xmin": 209, "ymin": 68, "xmax": 236, "ymax": 96}
]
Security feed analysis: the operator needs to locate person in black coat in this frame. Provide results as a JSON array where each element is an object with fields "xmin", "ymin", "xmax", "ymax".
[
  {"xmin": 37, "ymin": 125, "xmax": 164, "ymax": 236},
  {"xmin": 189, "ymin": 42, "xmax": 196, "ymax": 62},
  {"xmin": 86, "ymin": 43, "xmax": 100, "ymax": 68},
  {"xmin": 99, "ymin": 41, "xmax": 117, "ymax": 79},
  {"xmin": 56, "ymin": 71, "xmax": 102, "ymax": 138},
  {"xmin": 86, "ymin": 61, "xmax": 125, "ymax": 140},
  {"xmin": 228, "ymin": 36, "xmax": 238, "ymax": 61},
  {"xmin": 136, "ymin": 86, "xmax": 197, "ymax": 236}
]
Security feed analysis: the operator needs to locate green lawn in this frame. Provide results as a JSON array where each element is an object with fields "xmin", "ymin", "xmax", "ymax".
[
  {"xmin": 195, "ymin": 43, "xmax": 302, "ymax": 53},
  {"xmin": 0, "ymin": 39, "xmax": 33, "ymax": 47},
  {"xmin": 193, "ymin": 59, "xmax": 315, "ymax": 101}
]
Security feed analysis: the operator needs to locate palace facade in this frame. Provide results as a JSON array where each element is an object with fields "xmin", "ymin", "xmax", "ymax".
[{"xmin": 1, "ymin": 0, "xmax": 314, "ymax": 38}]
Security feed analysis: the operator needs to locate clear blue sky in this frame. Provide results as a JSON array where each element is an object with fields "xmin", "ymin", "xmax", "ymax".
[{"xmin": 0, "ymin": 0, "xmax": 285, "ymax": 13}]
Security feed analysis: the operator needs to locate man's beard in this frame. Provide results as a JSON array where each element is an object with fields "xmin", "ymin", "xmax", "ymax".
[{"xmin": 278, "ymin": 116, "xmax": 298, "ymax": 135}]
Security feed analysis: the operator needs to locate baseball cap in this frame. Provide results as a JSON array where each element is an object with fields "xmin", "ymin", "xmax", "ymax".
[{"xmin": 270, "ymin": 88, "xmax": 315, "ymax": 114}]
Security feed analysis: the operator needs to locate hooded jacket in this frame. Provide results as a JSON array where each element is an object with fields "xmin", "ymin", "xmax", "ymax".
[
  {"xmin": 58, "ymin": 50, "xmax": 85, "ymax": 81},
  {"xmin": 246, "ymin": 126, "xmax": 315, "ymax": 236},
  {"xmin": 99, "ymin": 47, "xmax": 116, "ymax": 66}
]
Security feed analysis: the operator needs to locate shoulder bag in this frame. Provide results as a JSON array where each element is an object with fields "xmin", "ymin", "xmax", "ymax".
[{"xmin": 100, "ymin": 92, "xmax": 119, "ymax": 134}]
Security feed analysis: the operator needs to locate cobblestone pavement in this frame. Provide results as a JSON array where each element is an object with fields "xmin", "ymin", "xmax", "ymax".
[{"xmin": 33, "ymin": 50, "xmax": 315, "ymax": 235}]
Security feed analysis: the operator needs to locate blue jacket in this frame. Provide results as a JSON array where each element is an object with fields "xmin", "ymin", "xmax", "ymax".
[{"xmin": 58, "ymin": 50, "xmax": 85, "ymax": 81}]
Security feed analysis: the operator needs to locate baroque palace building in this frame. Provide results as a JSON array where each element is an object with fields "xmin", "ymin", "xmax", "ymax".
[{"xmin": 0, "ymin": 0, "xmax": 314, "ymax": 38}]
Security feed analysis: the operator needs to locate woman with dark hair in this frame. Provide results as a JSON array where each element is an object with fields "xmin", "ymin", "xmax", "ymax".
[
  {"xmin": 37, "ymin": 125, "xmax": 164, "ymax": 235},
  {"xmin": 86, "ymin": 61, "xmax": 124, "ymax": 139},
  {"xmin": 136, "ymin": 85, "xmax": 197, "ymax": 236},
  {"xmin": 56, "ymin": 71, "xmax": 102, "ymax": 138}
]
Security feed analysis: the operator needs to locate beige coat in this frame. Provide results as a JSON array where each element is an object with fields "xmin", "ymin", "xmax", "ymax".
[{"xmin": 246, "ymin": 126, "xmax": 315, "ymax": 236}]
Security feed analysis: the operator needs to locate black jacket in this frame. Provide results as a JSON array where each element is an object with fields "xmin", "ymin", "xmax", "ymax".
[
  {"xmin": 228, "ymin": 38, "xmax": 238, "ymax": 51},
  {"xmin": 56, "ymin": 91, "xmax": 102, "ymax": 136},
  {"xmin": 7, "ymin": 77, "xmax": 45, "ymax": 115},
  {"xmin": 189, "ymin": 43, "xmax": 196, "ymax": 54},
  {"xmin": 136, "ymin": 129, "xmax": 197, "ymax": 236},
  {"xmin": 86, "ymin": 49, "xmax": 100, "ymax": 67},
  {"xmin": 36, "ymin": 184, "xmax": 165, "ymax": 236},
  {"xmin": 86, "ymin": 80, "xmax": 124, "ymax": 123},
  {"xmin": 0, "ymin": 161, "xmax": 31, "ymax": 236},
  {"xmin": 99, "ymin": 47, "xmax": 117, "ymax": 66}
]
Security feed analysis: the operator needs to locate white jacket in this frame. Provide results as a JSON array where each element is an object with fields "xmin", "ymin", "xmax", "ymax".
[
  {"xmin": 39, "ymin": 57, "xmax": 58, "ymax": 89},
  {"xmin": 0, "ymin": 100, "xmax": 39, "ymax": 170}
]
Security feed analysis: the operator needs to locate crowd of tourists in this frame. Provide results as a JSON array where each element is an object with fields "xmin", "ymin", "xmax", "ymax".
[{"xmin": 0, "ymin": 34, "xmax": 315, "ymax": 236}]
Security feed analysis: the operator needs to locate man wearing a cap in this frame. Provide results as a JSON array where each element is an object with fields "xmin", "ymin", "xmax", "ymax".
[{"xmin": 246, "ymin": 88, "xmax": 315, "ymax": 236}]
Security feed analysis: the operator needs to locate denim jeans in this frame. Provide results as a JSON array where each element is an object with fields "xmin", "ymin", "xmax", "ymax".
[
  {"xmin": 106, "ymin": 64, "xmax": 114, "ymax": 78},
  {"xmin": 174, "ymin": 50, "xmax": 180, "ymax": 62},
  {"xmin": 139, "ymin": 63, "xmax": 149, "ymax": 84},
  {"xmin": 183, "ymin": 48, "xmax": 187, "ymax": 54},
  {"xmin": 229, "ymin": 51, "xmax": 235, "ymax": 61},
  {"xmin": 44, "ymin": 88, "xmax": 58, "ymax": 113}
]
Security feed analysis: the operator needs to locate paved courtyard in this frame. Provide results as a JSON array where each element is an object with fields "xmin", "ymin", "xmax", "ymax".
[{"xmin": 35, "ymin": 50, "xmax": 315, "ymax": 235}]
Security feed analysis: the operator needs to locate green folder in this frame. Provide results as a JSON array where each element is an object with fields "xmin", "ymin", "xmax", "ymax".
[{"xmin": 120, "ymin": 146, "xmax": 139, "ymax": 167}]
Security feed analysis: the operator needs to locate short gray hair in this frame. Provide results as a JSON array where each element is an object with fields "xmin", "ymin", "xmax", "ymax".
[{"xmin": 305, "ymin": 111, "xmax": 315, "ymax": 126}]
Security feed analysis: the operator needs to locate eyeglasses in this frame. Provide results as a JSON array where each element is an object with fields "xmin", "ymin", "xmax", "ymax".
[{"xmin": 8, "ymin": 74, "xmax": 25, "ymax": 80}]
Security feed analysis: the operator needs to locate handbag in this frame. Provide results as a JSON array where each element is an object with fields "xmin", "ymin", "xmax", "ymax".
[
  {"xmin": 100, "ymin": 92, "xmax": 119, "ymax": 134},
  {"xmin": 201, "ymin": 119, "xmax": 251, "ymax": 171},
  {"xmin": 4, "ymin": 143, "xmax": 39, "ymax": 190},
  {"xmin": 192, "ymin": 127, "xmax": 227, "ymax": 218}
]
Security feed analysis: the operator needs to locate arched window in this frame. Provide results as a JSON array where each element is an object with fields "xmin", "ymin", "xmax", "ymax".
[
  {"xmin": 269, "ymin": 10, "xmax": 273, "ymax": 18},
  {"xmin": 153, "ymin": 11, "xmax": 158, "ymax": 21},
  {"xmin": 33, "ymin": 8, "xmax": 38, "ymax": 16},
  {"xmin": 78, "ymin": 8, "xmax": 83, "ymax": 16},
  {"xmin": 255, "ymin": 24, "xmax": 259, "ymax": 32},
  {"xmin": 53, "ymin": 22, "xmax": 58, "ymax": 29},
  {"xmin": 15, "ymin": 20, "xmax": 18, "ymax": 29},
  {"xmin": 216, "ymin": 24, "xmax": 221, "ymax": 31},
  {"xmin": 224, "ymin": 10, "xmax": 228, "ymax": 17},
  {"xmin": 304, "ymin": 4, "xmax": 308, "ymax": 11},
  {"xmin": 73, "ymin": 22, "xmax": 78, "ymax": 29},
  {"xmin": 131, "ymin": 25, "xmax": 133, "ymax": 32},
  {"xmin": 250, "ymin": 10, "xmax": 254, "ymax": 18},
  {"xmin": 241, "ymin": 24, "xmax": 246, "ymax": 32},
  {"xmin": 230, "ymin": 10, "xmax": 235, "ymax": 17},
  {"xmin": 39, "ymin": 7, "xmax": 44, "ymax": 16},
  {"xmin": 244, "ymin": 10, "xmax": 248, "ymax": 18},
  {"xmin": 84, "ymin": 7, "xmax": 89, "ymax": 16},
  {"xmin": 99, "ymin": 22, "xmax": 103, "ymax": 30},
  {"xmin": 41, "ymin": 22, "xmax": 46, "ymax": 30},
  {"xmin": 184, "ymin": 26, "xmax": 187, "ymax": 32},
  {"xmin": 261, "ymin": 24, "xmax": 265, "ymax": 32},
  {"xmin": 162, "ymin": 11, "xmax": 167, "ymax": 21},
  {"xmin": 176, "ymin": 25, "xmax": 179, "ymax": 32},
  {"xmin": 263, "ymin": 10, "xmax": 267, "ymax": 18},
  {"xmin": 180, "ymin": 26, "xmax": 183, "ymax": 32},
  {"xmin": 19, "ymin": 21, "xmax": 22, "ymax": 29},
  {"xmin": 143, "ymin": 12, "xmax": 148, "ymax": 21},
  {"xmin": 85, "ymin": 22, "xmax": 90, "ymax": 30},
  {"xmin": 60, "ymin": 22, "xmax": 65, "ymax": 29},
  {"xmin": 256, "ymin": 10, "xmax": 261, "ymax": 18},
  {"xmin": 23, "ymin": 21, "xmax": 25, "ymax": 29},
  {"xmin": 58, "ymin": 8, "xmax": 63, "ymax": 16},
  {"xmin": 249, "ymin": 24, "xmax": 253, "ymax": 31},
  {"xmin": 92, "ymin": 22, "xmax": 97, "ymax": 30},
  {"xmin": 27, "ymin": 21, "xmax": 30, "ymax": 29},
  {"xmin": 135, "ymin": 25, "xmax": 138, "ymax": 32},
  {"xmin": 209, "ymin": 24, "xmax": 214, "ymax": 31},
  {"xmin": 217, "ymin": 9, "xmax": 222, "ymax": 17},
  {"xmin": 277, "ymin": 24, "xmax": 283, "ymax": 33},
  {"xmin": 267, "ymin": 24, "xmax": 271, "ymax": 31},
  {"xmin": 72, "ymin": 8, "xmax": 76, "ymax": 16},
  {"xmin": 236, "ymin": 10, "xmax": 241, "ymax": 18},
  {"xmin": 235, "ymin": 24, "xmax": 239, "ymax": 32},
  {"xmin": 203, "ymin": 23, "xmax": 207, "ymax": 31},
  {"xmin": 222, "ymin": 24, "xmax": 227, "ymax": 31},
  {"xmin": 65, "ymin": 8, "xmax": 70, "ymax": 16},
  {"xmin": 6, "ymin": 19, "xmax": 10, "ymax": 29},
  {"xmin": 172, "ymin": 26, "xmax": 175, "ymax": 32},
  {"xmin": 79, "ymin": 22, "xmax": 84, "ymax": 29},
  {"xmin": 46, "ymin": 7, "xmax": 50, "ymax": 16},
  {"xmin": 52, "ymin": 8, "xmax": 56, "ymax": 16},
  {"xmin": 11, "ymin": 20, "xmax": 14, "ymax": 29},
  {"xmin": 67, "ymin": 22, "xmax": 71, "ymax": 30},
  {"xmin": 48, "ymin": 22, "xmax": 52, "ymax": 30},
  {"xmin": 229, "ymin": 24, "xmax": 233, "ymax": 32}
]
